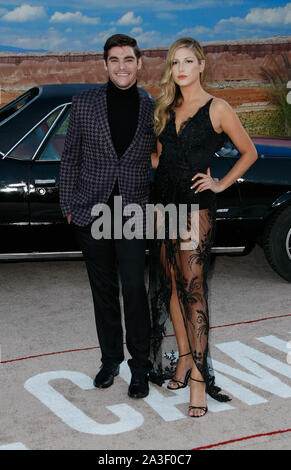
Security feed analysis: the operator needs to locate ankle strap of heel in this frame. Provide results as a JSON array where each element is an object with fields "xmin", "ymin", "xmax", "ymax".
[
  {"xmin": 190, "ymin": 376, "xmax": 205, "ymax": 383},
  {"xmin": 179, "ymin": 352, "xmax": 192, "ymax": 358}
]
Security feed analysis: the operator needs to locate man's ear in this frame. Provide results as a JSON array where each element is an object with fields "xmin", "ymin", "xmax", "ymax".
[{"xmin": 103, "ymin": 59, "xmax": 108, "ymax": 72}]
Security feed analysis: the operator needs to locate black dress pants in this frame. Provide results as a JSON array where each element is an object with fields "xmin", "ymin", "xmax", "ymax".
[{"xmin": 73, "ymin": 221, "xmax": 151, "ymax": 375}]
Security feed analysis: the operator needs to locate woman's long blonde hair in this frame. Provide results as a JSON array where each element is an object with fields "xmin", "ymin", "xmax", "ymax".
[{"xmin": 154, "ymin": 37, "xmax": 205, "ymax": 136}]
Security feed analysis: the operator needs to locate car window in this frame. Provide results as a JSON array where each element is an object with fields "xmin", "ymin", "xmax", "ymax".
[
  {"xmin": 0, "ymin": 87, "xmax": 39, "ymax": 123},
  {"xmin": 6, "ymin": 108, "xmax": 61, "ymax": 161},
  {"xmin": 38, "ymin": 107, "xmax": 70, "ymax": 161},
  {"xmin": 216, "ymin": 141, "xmax": 240, "ymax": 158}
]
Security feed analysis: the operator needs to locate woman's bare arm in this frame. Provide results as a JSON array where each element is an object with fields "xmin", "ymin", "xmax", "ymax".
[{"xmin": 192, "ymin": 99, "xmax": 258, "ymax": 194}]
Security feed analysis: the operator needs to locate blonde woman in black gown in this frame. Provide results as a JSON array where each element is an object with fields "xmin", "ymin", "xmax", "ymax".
[{"xmin": 149, "ymin": 38, "xmax": 257, "ymax": 417}]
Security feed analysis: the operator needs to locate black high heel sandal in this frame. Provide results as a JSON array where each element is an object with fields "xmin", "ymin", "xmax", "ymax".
[
  {"xmin": 188, "ymin": 376, "xmax": 208, "ymax": 418},
  {"xmin": 167, "ymin": 352, "xmax": 192, "ymax": 390}
]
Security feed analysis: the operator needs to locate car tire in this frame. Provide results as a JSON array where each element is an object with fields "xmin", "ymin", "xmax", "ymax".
[{"xmin": 263, "ymin": 205, "xmax": 291, "ymax": 282}]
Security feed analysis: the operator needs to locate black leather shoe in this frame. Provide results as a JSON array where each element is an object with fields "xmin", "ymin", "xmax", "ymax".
[
  {"xmin": 128, "ymin": 373, "xmax": 149, "ymax": 399},
  {"xmin": 93, "ymin": 364, "xmax": 120, "ymax": 389}
]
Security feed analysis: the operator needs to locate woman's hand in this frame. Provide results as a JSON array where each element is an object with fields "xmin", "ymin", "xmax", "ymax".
[
  {"xmin": 151, "ymin": 140, "xmax": 162, "ymax": 168},
  {"xmin": 151, "ymin": 152, "xmax": 159, "ymax": 169},
  {"xmin": 191, "ymin": 168, "xmax": 223, "ymax": 194}
]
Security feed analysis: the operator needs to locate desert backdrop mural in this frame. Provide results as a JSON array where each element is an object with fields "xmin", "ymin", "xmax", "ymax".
[{"xmin": 1, "ymin": 35, "xmax": 290, "ymax": 137}]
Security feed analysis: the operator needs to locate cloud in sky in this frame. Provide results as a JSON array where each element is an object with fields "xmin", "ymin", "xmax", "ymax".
[
  {"xmin": 130, "ymin": 28, "xmax": 169, "ymax": 48},
  {"xmin": 244, "ymin": 2, "xmax": 291, "ymax": 25},
  {"xmin": 181, "ymin": 3, "xmax": 291, "ymax": 41},
  {"xmin": 0, "ymin": 0, "xmax": 226, "ymax": 12},
  {"xmin": 1, "ymin": 3, "xmax": 46, "ymax": 22},
  {"xmin": 130, "ymin": 27, "xmax": 143, "ymax": 34},
  {"xmin": 218, "ymin": 2, "xmax": 291, "ymax": 28},
  {"xmin": 117, "ymin": 11, "xmax": 142, "ymax": 26},
  {"xmin": 14, "ymin": 27, "xmax": 67, "ymax": 49},
  {"xmin": 156, "ymin": 12, "xmax": 176, "ymax": 20},
  {"xmin": 91, "ymin": 27, "xmax": 117, "ymax": 45},
  {"xmin": 0, "ymin": 1, "xmax": 288, "ymax": 51},
  {"xmin": 50, "ymin": 10, "xmax": 100, "ymax": 24},
  {"xmin": 178, "ymin": 25, "xmax": 212, "ymax": 37}
]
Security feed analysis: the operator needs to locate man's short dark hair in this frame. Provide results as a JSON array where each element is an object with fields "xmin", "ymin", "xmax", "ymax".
[{"xmin": 104, "ymin": 34, "xmax": 141, "ymax": 62}]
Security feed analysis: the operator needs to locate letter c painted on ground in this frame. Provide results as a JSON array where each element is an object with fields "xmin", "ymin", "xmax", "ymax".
[{"xmin": 24, "ymin": 370, "xmax": 144, "ymax": 435}]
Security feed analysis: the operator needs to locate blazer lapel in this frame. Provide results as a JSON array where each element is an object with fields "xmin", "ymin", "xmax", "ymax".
[
  {"xmin": 93, "ymin": 84, "xmax": 149, "ymax": 161},
  {"xmin": 121, "ymin": 90, "xmax": 147, "ymax": 159},
  {"xmin": 93, "ymin": 84, "xmax": 119, "ymax": 161}
]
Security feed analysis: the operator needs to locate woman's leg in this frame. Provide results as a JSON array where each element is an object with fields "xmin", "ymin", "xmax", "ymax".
[
  {"xmin": 174, "ymin": 209, "xmax": 213, "ymax": 415},
  {"xmin": 167, "ymin": 269, "xmax": 194, "ymax": 388}
]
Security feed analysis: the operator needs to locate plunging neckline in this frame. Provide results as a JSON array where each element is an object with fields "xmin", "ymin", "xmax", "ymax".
[{"xmin": 174, "ymin": 98, "xmax": 213, "ymax": 136}]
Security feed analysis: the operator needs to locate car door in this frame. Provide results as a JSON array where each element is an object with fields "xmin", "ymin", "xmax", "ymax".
[
  {"xmin": 210, "ymin": 144, "xmax": 251, "ymax": 252},
  {"xmin": 0, "ymin": 108, "xmax": 62, "ymax": 252},
  {"xmin": 28, "ymin": 104, "xmax": 77, "ymax": 251},
  {"xmin": 28, "ymin": 106, "xmax": 69, "ymax": 223},
  {"xmin": 0, "ymin": 158, "xmax": 30, "ymax": 226}
]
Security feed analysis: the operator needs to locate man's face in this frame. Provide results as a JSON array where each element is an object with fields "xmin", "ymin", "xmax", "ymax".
[{"xmin": 104, "ymin": 46, "xmax": 142, "ymax": 90}]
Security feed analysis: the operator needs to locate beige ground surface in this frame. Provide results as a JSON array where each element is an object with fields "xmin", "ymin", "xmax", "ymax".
[{"xmin": 0, "ymin": 245, "xmax": 290, "ymax": 451}]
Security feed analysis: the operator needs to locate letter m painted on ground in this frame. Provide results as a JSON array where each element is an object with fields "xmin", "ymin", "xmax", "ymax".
[{"xmin": 213, "ymin": 340, "xmax": 291, "ymax": 399}]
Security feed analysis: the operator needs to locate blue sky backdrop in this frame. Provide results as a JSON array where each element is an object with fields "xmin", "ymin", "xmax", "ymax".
[{"xmin": 0, "ymin": 1, "xmax": 290, "ymax": 51}]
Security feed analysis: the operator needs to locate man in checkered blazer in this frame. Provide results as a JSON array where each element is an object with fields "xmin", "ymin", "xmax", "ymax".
[{"xmin": 59, "ymin": 34, "xmax": 156, "ymax": 399}]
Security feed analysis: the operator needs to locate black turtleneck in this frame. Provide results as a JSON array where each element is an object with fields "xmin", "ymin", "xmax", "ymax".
[
  {"xmin": 106, "ymin": 79, "xmax": 140, "ymax": 202},
  {"xmin": 107, "ymin": 79, "xmax": 139, "ymax": 158}
]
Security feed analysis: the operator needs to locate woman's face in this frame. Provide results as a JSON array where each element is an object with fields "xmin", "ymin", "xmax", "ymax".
[{"xmin": 171, "ymin": 47, "xmax": 204, "ymax": 87}]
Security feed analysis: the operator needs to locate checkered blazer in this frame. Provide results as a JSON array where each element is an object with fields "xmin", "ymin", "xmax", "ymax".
[{"xmin": 59, "ymin": 83, "xmax": 156, "ymax": 227}]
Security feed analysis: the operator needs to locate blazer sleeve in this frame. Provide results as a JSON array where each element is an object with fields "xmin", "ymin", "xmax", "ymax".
[{"xmin": 59, "ymin": 96, "xmax": 82, "ymax": 217}]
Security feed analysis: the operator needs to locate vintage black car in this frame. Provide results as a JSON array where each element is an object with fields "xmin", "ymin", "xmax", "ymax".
[{"xmin": 0, "ymin": 84, "xmax": 291, "ymax": 282}]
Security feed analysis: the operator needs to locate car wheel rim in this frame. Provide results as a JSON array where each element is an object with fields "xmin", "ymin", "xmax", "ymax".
[{"xmin": 286, "ymin": 227, "xmax": 291, "ymax": 261}]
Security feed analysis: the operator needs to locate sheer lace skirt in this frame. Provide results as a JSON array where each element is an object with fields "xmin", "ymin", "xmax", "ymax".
[{"xmin": 149, "ymin": 207, "xmax": 231, "ymax": 402}]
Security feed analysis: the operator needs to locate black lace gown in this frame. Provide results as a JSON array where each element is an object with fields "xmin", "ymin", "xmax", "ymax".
[{"xmin": 149, "ymin": 98, "xmax": 231, "ymax": 402}]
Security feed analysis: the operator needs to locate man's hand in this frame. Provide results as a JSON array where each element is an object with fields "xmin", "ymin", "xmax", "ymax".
[{"xmin": 66, "ymin": 214, "xmax": 72, "ymax": 224}]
